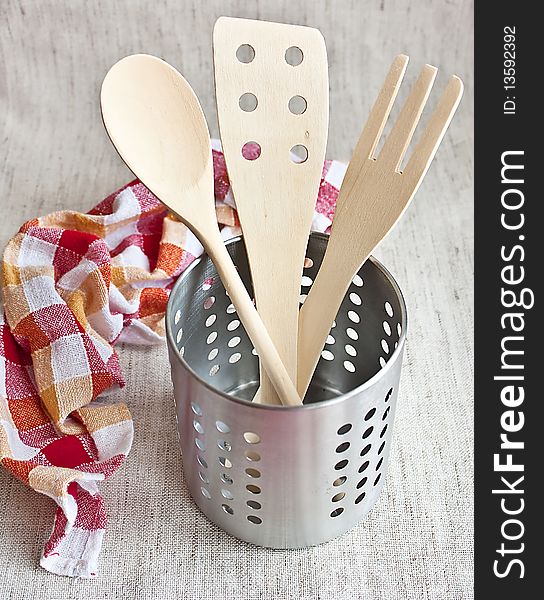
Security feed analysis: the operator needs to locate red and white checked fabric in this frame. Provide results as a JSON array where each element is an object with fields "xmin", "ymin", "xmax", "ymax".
[{"xmin": 0, "ymin": 141, "xmax": 346, "ymax": 577}]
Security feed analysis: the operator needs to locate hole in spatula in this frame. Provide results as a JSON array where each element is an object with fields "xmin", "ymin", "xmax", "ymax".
[
  {"xmin": 290, "ymin": 144, "xmax": 308, "ymax": 164},
  {"xmin": 239, "ymin": 93, "xmax": 258, "ymax": 112},
  {"xmin": 288, "ymin": 95, "xmax": 307, "ymax": 114},
  {"xmin": 236, "ymin": 44, "xmax": 255, "ymax": 63},
  {"xmin": 242, "ymin": 142, "xmax": 261, "ymax": 160},
  {"xmin": 285, "ymin": 46, "xmax": 303, "ymax": 66}
]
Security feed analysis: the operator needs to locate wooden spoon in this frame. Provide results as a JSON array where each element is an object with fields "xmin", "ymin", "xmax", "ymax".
[
  {"xmin": 297, "ymin": 55, "xmax": 464, "ymax": 399},
  {"xmin": 213, "ymin": 17, "xmax": 329, "ymax": 405},
  {"xmin": 100, "ymin": 54, "xmax": 301, "ymax": 406}
]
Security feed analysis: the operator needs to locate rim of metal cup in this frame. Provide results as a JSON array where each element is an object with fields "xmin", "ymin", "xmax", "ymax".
[{"xmin": 166, "ymin": 233, "xmax": 407, "ymax": 412}]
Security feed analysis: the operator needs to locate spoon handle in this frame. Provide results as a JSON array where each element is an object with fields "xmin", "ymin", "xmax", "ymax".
[{"xmin": 206, "ymin": 237, "xmax": 302, "ymax": 406}]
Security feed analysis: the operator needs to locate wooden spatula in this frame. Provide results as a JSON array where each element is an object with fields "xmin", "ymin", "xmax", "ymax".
[
  {"xmin": 213, "ymin": 17, "xmax": 329, "ymax": 405},
  {"xmin": 101, "ymin": 54, "xmax": 301, "ymax": 406},
  {"xmin": 297, "ymin": 55, "xmax": 464, "ymax": 399}
]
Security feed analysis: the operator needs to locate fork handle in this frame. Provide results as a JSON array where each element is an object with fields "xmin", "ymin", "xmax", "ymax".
[{"xmin": 297, "ymin": 242, "xmax": 360, "ymax": 399}]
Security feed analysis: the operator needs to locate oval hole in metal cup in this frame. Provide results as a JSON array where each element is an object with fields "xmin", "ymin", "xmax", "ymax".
[{"xmin": 243, "ymin": 432, "xmax": 261, "ymax": 444}]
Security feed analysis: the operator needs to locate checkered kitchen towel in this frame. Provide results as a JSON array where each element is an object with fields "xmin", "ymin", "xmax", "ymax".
[{"xmin": 0, "ymin": 140, "xmax": 346, "ymax": 577}]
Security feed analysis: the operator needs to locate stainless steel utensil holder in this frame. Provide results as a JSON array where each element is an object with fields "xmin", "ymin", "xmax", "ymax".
[{"xmin": 166, "ymin": 232, "xmax": 407, "ymax": 548}]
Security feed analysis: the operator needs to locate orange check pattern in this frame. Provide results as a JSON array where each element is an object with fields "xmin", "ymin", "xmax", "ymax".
[{"xmin": 0, "ymin": 141, "xmax": 345, "ymax": 577}]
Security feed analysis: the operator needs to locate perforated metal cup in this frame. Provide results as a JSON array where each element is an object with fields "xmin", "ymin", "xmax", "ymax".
[{"xmin": 166, "ymin": 232, "xmax": 407, "ymax": 548}]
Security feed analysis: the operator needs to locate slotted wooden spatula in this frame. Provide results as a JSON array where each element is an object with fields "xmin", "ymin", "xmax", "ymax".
[
  {"xmin": 213, "ymin": 17, "xmax": 329, "ymax": 405},
  {"xmin": 297, "ymin": 55, "xmax": 464, "ymax": 399}
]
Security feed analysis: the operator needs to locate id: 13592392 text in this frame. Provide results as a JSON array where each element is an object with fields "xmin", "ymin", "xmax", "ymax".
[{"xmin": 503, "ymin": 26, "xmax": 516, "ymax": 114}]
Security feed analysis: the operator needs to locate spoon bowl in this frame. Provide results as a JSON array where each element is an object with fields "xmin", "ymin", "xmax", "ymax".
[{"xmin": 101, "ymin": 54, "xmax": 216, "ymax": 238}]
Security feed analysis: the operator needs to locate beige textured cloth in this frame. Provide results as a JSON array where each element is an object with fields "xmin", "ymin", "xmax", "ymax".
[{"xmin": 0, "ymin": 1, "xmax": 473, "ymax": 598}]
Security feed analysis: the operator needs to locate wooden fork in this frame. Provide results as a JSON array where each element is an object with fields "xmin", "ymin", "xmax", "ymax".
[{"xmin": 297, "ymin": 54, "xmax": 463, "ymax": 399}]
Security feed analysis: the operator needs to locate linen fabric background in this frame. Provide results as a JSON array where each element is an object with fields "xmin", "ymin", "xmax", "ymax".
[{"xmin": 0, "ymin": 1, "xmax": 473, "ymax": 599}]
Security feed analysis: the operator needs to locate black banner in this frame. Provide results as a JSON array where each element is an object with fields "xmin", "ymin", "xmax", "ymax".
[{"xmin": 475, "ymin": 2, "xmax": 539, "ymax": 596}]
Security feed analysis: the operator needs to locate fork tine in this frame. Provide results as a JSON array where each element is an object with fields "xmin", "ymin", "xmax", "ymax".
[
  {"xmin": 379, "ymin": 64, "xmax": 437, "ymax": 172},
  {"xmin": 403, "ymin": 75, "xmax": 464, "ymax": 184},
  {"xmin": 352, "ymin": 54, "xmax": 409, "ymax": 162}
]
